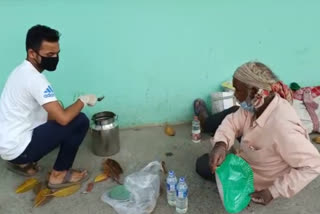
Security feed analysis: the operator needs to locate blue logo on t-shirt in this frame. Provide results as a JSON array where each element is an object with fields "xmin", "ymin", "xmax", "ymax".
[{"xmin": 44, "ymin": 86, "xmax": 55, "ymax": 98}]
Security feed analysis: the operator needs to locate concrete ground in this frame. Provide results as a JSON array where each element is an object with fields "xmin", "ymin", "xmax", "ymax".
[{"xmin": 0, "ymin": 124, "xmax": 320, "ymax": 214}]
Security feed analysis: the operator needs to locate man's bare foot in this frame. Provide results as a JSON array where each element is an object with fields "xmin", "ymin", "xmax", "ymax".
[
  {"xmin": 194, "ymin": 99, "xmax": 209, "ymax": 129},
  {"xmin": 194, "ymin": 99, "xmax": 209, "ymax": 118},
  {"xmin": 49, "ymin": 169, "xmax": 88, "ymax": 185}
]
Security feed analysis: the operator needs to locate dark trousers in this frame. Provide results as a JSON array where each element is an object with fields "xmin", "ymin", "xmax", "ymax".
[
  {"xmin": 196, "ymin": 106, "xmax": 239, "ymax": 181},
  {"xmin": 202, "ymin": 106, "xmax": 240, "ymax": 136},
  {"xmin": 10, "ymin": 113, "xmax": 89, "ymax": 171}
]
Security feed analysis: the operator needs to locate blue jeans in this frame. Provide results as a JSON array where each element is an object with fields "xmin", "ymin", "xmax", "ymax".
[{"xmin": 10, "ymin": 113, "xmax": 89, "ymax": 171}]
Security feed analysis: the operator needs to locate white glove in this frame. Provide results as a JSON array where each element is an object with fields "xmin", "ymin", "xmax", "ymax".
[{"xmin": 79, "ymin": 94, "xmax": 97, "ymax": 106}]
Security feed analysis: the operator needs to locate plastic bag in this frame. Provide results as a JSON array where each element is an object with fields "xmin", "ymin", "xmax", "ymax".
[
  {"xmin": 215, "ymin": 154, "xmax": 254, "ymax": 213},
  {"xmin": 101, "ymin": 161, "xmax": 162, "ymax": 214}
]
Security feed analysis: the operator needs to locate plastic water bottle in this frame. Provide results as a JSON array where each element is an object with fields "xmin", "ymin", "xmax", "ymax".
[
  {"xmin": 192, "ymin": 116, "xmax": 201, "ymax": 143},
  {"xmin": 166, "ymin": 170, "xmax": 178, "ymax": 206},
  {"xmin": 176, "ymin": 177, "xmax": 188, "ymax": 213}
]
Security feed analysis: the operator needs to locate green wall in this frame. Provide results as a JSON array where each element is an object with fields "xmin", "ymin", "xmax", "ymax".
[{"xmin": 1, "ymin": 0, "xmax": 320, "ymax": 127}]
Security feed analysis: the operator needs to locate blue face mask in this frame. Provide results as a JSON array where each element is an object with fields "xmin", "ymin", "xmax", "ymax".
[{"xmin": 239, "ymin": 101, "xmax": 255, "ymax": 113}]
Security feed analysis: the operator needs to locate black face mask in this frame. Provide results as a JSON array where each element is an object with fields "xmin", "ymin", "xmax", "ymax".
[{"xmin": 36, "ymin": 53, "xmax": 59, "ymax": 71}]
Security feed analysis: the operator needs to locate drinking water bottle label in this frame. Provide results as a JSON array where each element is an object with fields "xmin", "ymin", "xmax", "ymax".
[
  {"xmin": 177, "ymin": 190, "xmax": 188, "ymax": 199},
  {"xmin": 192, "ymin": 129, "xmax": 200, "ymax": 134},
  {"xmin": 167, "ymin": 184, "xmax": 176, "ymax": 191},
  {"xmin": 192, "ymin": 132, "xmax": 201, "ymax": 142}
]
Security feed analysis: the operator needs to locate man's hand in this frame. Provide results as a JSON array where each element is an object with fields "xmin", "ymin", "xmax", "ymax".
[
  {"xmin": 251, "ymin": 189, "xmax": 273, "ymax": 205},
  {"xmin": 79, "ymin": 94, "xmax": 97, "ymax": 106},
  {"xmin": 209, "ymin": 142, "xmax": 227, "ymax": 173}
]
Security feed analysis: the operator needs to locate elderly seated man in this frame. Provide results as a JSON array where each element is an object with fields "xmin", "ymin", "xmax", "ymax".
[{"xmin": 194, "ymin": 62, "xmax": 320, "ymax": 205}]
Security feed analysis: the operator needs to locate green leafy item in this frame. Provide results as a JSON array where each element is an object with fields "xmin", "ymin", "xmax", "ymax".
[{"xmin": 215, "ymin": 154, "xmax": 254, "ymax": 213}]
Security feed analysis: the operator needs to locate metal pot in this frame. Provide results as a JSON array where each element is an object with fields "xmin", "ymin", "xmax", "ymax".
[{"xmin": 91, "ymin": 111, "xmax": 120, "ymax": 156}]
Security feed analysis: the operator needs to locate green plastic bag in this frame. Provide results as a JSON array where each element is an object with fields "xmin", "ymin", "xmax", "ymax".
[{"xmin": 215, "ymin": 154, "xmax": 254, "ymax": 213}]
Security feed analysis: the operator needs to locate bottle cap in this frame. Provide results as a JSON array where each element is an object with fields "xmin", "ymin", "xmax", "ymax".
[
  {"xmin": 179, "ymin": 177, "xmax": 185, "ymax": 182},
  {"xmin": 169, "ymin": 170, "xmax": 175, "ymax": 176}
]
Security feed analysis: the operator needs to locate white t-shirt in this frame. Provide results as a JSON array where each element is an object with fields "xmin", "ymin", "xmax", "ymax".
[{"xmin": 0, "ymin": 60, "xmax": 57, "ymax": 160}]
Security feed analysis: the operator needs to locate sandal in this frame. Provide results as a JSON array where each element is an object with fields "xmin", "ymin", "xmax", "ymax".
[
  {"xmin": 193, "ymin": 98, "xmax": 209, "ymax": 116},
  {"xmin": 6, "ymin": 162, "xmax": 40, "ymax": 177},
  {"xmin": 48, "ymin": 168, "xmax": 90, "ymax": 189}
]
